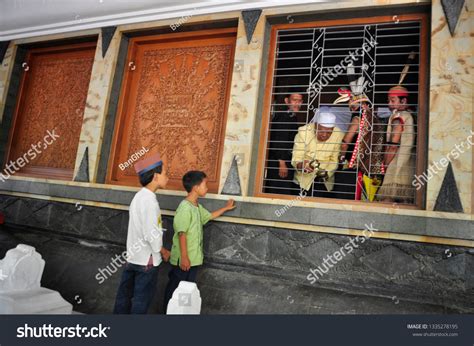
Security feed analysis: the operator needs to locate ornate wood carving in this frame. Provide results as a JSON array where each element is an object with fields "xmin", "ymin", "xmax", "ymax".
[
  {"xmin": 109, "ymin": 30, "xmax": 236, "ymax": 192},
  {"xmin": 7, "ymin": 42, "xmax": 96, "ymax": 180}
]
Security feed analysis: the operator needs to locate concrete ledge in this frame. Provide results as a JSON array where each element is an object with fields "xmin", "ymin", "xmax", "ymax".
[{"xmin": 0, "ymin": 179, "xmax": 472, "ymax": 242}]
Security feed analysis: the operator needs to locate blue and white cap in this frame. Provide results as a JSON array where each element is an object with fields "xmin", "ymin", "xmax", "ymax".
[{"xmin": 133, "ymin": 153, "xmax": 162, "ymax": 176}]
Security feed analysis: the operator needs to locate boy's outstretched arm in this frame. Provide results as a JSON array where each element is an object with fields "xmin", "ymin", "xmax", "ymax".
[{"xmin": 210, "ymin": 199, "xmax": 235, "ymax": 220}]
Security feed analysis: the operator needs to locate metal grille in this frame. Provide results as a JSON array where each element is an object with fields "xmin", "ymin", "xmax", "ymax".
[{"xmin": 263, "ymin": 20, "xmax": 421, "ymax": 204}]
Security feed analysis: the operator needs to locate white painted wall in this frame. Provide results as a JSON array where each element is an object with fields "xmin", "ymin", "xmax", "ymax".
[{"xmin": 0, "ymin": 0, "xmax": 327, "ymax": 40}]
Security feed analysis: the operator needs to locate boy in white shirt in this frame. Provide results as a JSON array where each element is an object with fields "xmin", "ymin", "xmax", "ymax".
[{"xmin": 113, "ymin": 153, "xmax": 171, "ymax": 314}]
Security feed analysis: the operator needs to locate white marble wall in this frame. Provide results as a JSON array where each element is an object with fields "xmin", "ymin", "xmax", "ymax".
[
  {"xmin": 1, "ymin": 0, "xmax": 473, "ymax": 216},
  {"xmin": 73, "ymin": 29, "xmax": 122, "ymax": 182},
  {"xmin": 0, "ymin": 43, "xmax": 15, "ymax": 124},
  {"xmin": 217, "ymin": 12, "xmax": 265, "ymax": 194},
  {"xmin": 427, "ymin": 0, "xmax": 473, "ymax": 213}
]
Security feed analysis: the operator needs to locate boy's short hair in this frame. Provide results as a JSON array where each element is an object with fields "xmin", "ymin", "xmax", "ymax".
[
  {"xmin": 139, "ymin": 164, "xmax": 163, "ymax": 187},
  {"xmin": 182, "ymin": 171, "xmax": 207, "ymax": 193}
]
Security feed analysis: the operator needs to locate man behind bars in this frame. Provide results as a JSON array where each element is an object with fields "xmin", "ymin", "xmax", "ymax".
[
  {"xmin": 291, "ymin": 111, "xmax": 344, "ymax": 198},
  {"xmin": 264, "ymin": 86, "xmax": 303, "ymax": 195}
]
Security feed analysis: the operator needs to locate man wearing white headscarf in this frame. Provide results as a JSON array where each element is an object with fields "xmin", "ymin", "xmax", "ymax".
[{"xmin": 291, "ymin": 111, "xmax": 344, "ymax": 197}]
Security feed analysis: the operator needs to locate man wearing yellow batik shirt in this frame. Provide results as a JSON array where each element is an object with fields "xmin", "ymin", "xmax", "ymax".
[{"xmin": 291, "ymin": 111, "xmax": 344, "ymax": 198}]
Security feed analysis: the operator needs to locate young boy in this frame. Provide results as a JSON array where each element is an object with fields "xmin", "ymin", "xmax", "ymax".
[
  {"xmin": 377, "ymin": 85, "xmax": 416, "ymax": 203},
  {"xmin": 163, "ymin": 171, "xmax": 235, "ymax": 312},
  {"xmin": 113, "ymin": 153, "xmax": 171, "ymax": 314}
]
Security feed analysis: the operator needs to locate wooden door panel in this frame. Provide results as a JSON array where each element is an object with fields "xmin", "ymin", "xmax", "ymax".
[
  {"xmin": 6, "ymin": 42, "xmax": 96, "ymax": 180},
  {"xmin": 109, "ymin": 29, "xmax": 236, "ymax": 192}
]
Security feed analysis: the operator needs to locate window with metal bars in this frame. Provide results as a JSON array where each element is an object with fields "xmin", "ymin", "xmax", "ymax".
[{"xmin": 259, "ymin": 15, "xmax": 428, "ymax": 206}]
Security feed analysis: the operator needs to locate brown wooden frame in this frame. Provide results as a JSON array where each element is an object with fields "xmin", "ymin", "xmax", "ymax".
[
  {"xmin": 106, "ymin": 28, "xmax": 236, "ymax": 192},
  {"xmin": 254, "ymin": 13, "xmax": 429, "ymax": 210},
  {"xmin": 4, "ymin": 41, "xmax": 97, "ymax": 181}
]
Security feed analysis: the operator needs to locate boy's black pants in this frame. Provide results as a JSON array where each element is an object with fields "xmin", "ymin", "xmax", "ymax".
[
  {"xmin": 163, "ymin": 264, "xmax": 199, "ymax": 313},
  {"xmin": 113, "ymin": 262, "xmax": 158, "ymax": 314}
]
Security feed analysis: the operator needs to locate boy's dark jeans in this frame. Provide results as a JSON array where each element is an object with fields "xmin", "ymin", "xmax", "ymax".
[
  {"xmin": 113, "ymin": 262, "xmax": 159, "ymax": 314},
  {"xmin": 163, "ymin": 264, "xmax": 199, "ymax": 313}
]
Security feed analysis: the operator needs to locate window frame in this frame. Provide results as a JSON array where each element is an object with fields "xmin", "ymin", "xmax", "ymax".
[{"xmin": 253, "ymin": 13, "xmax": 429, "ymax": 210}]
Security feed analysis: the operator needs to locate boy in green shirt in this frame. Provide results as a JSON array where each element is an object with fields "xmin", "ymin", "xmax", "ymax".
[{"xmin": 163, "ymin": 170, "xmax": 235, "ymax": 312}]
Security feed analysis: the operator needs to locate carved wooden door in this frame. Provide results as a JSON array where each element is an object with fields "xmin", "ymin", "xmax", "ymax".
[
  {"xmin": 108, "ymin": 28, "xmax": 236, "ymax": 192},
  {"xmin": 6, "ymin": 42, "xmax": 96, "ymax": 180}
]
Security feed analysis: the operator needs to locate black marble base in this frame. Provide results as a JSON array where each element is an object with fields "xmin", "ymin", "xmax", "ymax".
[{"xmin": 0, "ymin": 195, "xmax": 472, "ymax": 314}]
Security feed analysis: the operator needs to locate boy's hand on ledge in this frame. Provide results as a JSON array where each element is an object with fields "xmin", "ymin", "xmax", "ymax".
[
  {"xmin": 180, "ymin": 256, "xmax": 191, "ymax": 272},
  {"xmin": 225, "ymin": 199, "xmax": 236, "ymax": 211},
  {"xmin": 210, "ymin": 199, "xmax": 236, "ymax": 220},
  {"xmin": 160, "ymin": 248, "xmax": 170, "ymax": 262}
]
